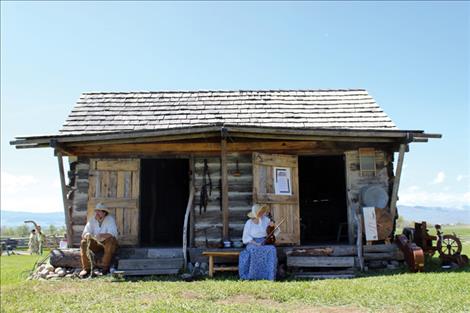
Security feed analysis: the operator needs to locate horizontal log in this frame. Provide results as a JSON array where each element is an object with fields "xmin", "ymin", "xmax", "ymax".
[
  {"xmin": 194, "ymin": 191, "xmax": 252, "ymax": 201},
  {"xmin": 285, "ymin": 245, "xmax": 355, "ymax": 256},
  {"xmin": 118, "ymin": 258, "xmax": 184, "ymax": 270},
  {"xmin": 194, "ymin": 210, "xmax": 249, "ymax": 224},
  {"xmin": 194, "ymin": 180, "xmax": 252, "ymax": 192},
  {"xmin": 71, "ymin": 215, "xmax": 87, "ymax": 225},
  {"xmin": 49, "ymin": 248, "xmax": 104, "ymax": 269},
  {"xmin": 364, "ymin": 251, "xmax": 404, "ymax": 261},
  {"xmin": 194, "ymin": 223, "xmax": 244, "ymax": 231},
  {"xmin": 88, "ymin": 198, "xmax": 138, "ymax": 209},
  {"xmin": 194, "ymin": 174, "xmax": 252, "ymax": 184},
  {"xmin": 193, "ymin": 204, "xmax": 251, "ymax": 213},
  {"xmin": 122, "ymin": 269, "xmax": 180, "ymax": 276},
  {"xmin": 363, "ymin": 244, "xmax": 399, "ymax": 253},
  {"xmin": 62, "ymin": 138, "xmax": 396, "ymax": 156},
  {"xmin": 194, "ymin": 161, "xmax": 252, "ymax": 171},
  {"xmin": 119, "ymin": 248, "xmax": 183, "ymax": 259},
  {"xmin": 72, "ymin": 225, "xmax": 85, "ymax": 233},
  {"xmin": 287, "ymin": 256, "xmax": 355, "ymax": 268},
  {"xmin": 66, "ymin": 141, "xmax": 322, "ymax": 155}
]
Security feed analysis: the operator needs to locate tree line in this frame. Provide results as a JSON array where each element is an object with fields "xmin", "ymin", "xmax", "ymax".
[{"xmin": 0, "ymin": 225, "xmax": 66, "ymax": 237}]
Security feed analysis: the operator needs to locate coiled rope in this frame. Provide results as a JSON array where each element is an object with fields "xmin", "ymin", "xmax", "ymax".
[{"xmin": 85, "ymin": 235, "xmax": 104, "ymax": 279}]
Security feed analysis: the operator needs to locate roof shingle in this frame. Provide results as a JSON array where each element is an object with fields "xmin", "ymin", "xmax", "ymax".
[{"xmin": 60, "ymin": 89, "xmax": 397, "ymax": 135}]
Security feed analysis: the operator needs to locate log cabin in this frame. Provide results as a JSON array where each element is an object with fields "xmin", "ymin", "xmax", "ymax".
[{"xmin": 11, "ymin": 89, "xmax": 440, "ymax": 275}]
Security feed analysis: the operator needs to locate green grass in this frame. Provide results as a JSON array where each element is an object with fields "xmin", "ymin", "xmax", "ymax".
[
  {"xmin": 1, "ymin": 228, "xmax": 469, "ymax": 313},
  {"xmin": 0, "ymin": 253, "xmax": 46, "ymax": 286}
]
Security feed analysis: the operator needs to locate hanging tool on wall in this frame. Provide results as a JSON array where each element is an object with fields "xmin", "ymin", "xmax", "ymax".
[{"xmin": 199, "ymin": 158, "xmax": 212, "ymax": 215}]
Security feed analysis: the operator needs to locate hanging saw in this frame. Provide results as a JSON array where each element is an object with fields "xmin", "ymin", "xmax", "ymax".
[{"xmin": 199, "ymin": 159, "xmax": 212, "ymax": 215}]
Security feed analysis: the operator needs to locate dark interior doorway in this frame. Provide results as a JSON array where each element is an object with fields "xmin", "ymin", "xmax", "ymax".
[
  {"xmin": 299, "ymin": 156, "xmax": 347, "ymax": 244},
  {"xmin": 140, "ymin": 159, "xmax": 189, "ymax": 246}
]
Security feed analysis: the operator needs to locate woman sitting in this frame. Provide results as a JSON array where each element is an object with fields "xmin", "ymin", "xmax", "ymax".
[{"xmin": 239, "ymin": 204, "xmax": 279, "ymax": 281}]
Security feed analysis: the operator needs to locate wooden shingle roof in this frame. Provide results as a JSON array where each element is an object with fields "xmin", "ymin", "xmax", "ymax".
[{"xmin": 60, "ymin": 89, "xmax": 397, "ymax": 135}]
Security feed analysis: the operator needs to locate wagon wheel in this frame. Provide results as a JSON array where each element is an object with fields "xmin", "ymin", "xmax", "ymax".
[{"xmin": 437, "ymin": 235, "xmax": 462, "ymax": 257}]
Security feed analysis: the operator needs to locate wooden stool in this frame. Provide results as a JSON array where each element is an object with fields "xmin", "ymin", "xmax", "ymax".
[{"xmin": 202, "ymin": 251, "xmax": 240, "ymax": 277}]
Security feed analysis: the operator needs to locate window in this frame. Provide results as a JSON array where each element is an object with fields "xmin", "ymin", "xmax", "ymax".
[{"xmin": 359, "ymin": 148, "xmax": 376, "ymax": 176}]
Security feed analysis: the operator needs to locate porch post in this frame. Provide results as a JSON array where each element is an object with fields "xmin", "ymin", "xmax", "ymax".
[
  {"xmin": 390, "ymin": 143, "xmax": 406, "ymax": 218},
  {"xmin": 221, "ymin": 128, "xmax": 229, "ymax": 241},
  {"xmin": 56, "ymin": 151, "xmax": 73, "ymax": 248}
]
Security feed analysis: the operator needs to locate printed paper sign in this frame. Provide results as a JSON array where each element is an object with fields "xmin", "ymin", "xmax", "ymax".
[
  {"xmin": 273, "ymin": 167, "xmax": 292, "ymax": 195},
  {"xmin": 363, "ymin": 206, "xmax": 378, "ymax": 241}
]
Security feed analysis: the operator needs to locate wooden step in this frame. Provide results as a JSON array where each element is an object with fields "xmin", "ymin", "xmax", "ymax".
[
  {"xmin": 287, "ymin": 256, "xmax": 355, "ymax": 268},
  {"xmin": 120, "ymin": 269, "xmax": 180, "ymax": 276},
  {"xmin": 118, "ymin": 258, "xmax": 184, "ymax": 270},
  {"xmin": 293, "ymin": 269, "xmax": 356, "ymax": 279},
  {"xmin": 294, "ymin": 273, "xmax": 356, "ymax": 279},
  {"xmin": 118, "ymin": 248, "xmax": 183, "ymax": 259}
]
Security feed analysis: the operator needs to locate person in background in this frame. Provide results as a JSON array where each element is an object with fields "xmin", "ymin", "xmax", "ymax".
[
  {"xmin": 35, "ymin": 225, "xmax": 46, "ymax": 255},
  {"xmin": 239, "ymin": 204, "xmax": 279, "ymax": 280},
  {"xmin": 79, "ymin": 203, "xmax": 119, "ymax": 277},
  {"xmin": 28, "ymin": 229, "xmax": 39, "ymax": 255}
]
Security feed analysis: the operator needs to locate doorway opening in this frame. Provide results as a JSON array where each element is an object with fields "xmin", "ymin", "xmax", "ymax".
[
  {"xmin": 299, "ymin": 155, "xmax": 347, "ymax": 244},
  {"xmin": 140, "ymin": 159, "xmax": 189, "ymax": 246}
]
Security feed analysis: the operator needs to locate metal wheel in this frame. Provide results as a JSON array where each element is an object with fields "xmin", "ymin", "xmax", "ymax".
[{"xmin": 437, "ymin": 235, "xmax": 462, "ymax": 257}]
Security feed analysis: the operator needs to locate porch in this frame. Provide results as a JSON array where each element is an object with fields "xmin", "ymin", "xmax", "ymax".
[{"xmin": 50, "ymin": 243, "xmax": 403, "ymax": 277}]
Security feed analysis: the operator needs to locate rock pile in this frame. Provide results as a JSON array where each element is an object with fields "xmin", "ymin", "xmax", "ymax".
[{"xmin": 28, "ymin": 264, "xmax": 106, "ymax": 280}]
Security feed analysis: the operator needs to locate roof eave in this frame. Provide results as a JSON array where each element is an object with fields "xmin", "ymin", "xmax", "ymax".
[{"xmin": 10, "ymin": 125, "xmax": 442, "ymax": 149}]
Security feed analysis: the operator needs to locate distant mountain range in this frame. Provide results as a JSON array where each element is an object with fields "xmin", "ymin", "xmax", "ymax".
[
  {"xmin": 397, "ymin": 205, "xmax": 470, "ymax": 225},
  {"xmin": 1, "ymin": 206, "xmax": 469, "ymax": 228},
  {"xmin": 1, "ymin": 211, "xmax": 65, "ymax": 228}
]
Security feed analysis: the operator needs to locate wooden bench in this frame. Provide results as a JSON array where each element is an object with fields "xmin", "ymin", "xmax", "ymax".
[{"xmin": 202, "ymin": 251, "xmax": 240, "ymax": 277}]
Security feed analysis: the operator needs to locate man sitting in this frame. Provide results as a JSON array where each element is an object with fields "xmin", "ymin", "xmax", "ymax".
[{"xmin": 79, "ymin": 203, "xmax": 118, "ymax": 277}]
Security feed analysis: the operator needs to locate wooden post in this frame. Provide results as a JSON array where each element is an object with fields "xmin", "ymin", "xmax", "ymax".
[
  {"xmin": 182, "ymin": 184, "xmax": 195, "ymax": 270},
  {"xmin": 189, "ymin": 156, "xmax": 195, "ymax": 248},
  {"xmin": 57, "ymin": 152, "xmax": 73, "ymax": 248},
  {"xmin": 208, "ymin": 255, "xmax": 214, "ymax": 277},
  {"xmin": 355, "ymin": 213, "xmax": 364, "ymax": 271},
  {"xmin": 221, "ymin": 129, "xmax": 229, "ymax": 241},
  {"xmin": 390, "ymin": 144, "xmax": 406, "ymax": 218}
]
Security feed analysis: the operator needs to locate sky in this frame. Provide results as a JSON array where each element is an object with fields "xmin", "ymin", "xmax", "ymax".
[{"xmin": 1, "ymin": 2, "xmax": 469, "ymax": 218}]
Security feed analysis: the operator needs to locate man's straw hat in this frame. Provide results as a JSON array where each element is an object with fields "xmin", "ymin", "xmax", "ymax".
[{"xmin": 95, "ymin": 202, "xmax": 111, "ymax": 214}]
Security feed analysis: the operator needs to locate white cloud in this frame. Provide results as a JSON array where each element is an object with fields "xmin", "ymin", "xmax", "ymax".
[
  {"xmin": 1, "ymin": 172, "xmax": 63, "ymax": 213},
  {"xmin": 407, "ymin": 185, "xmax": 420, "ymax": 192},
  {"xmin": 399, "ymin": 190, "xmax": 470, "ymax": 210},
  {"xmin": 457, "ymin": 175, "xmax": 469, "ymax": 182},
  {"xmin": 1, "ymin": 193, "xmax": 63, "ymax": 213},
  {"xmin": 432, "ymin": 171, "xmax": 445, "ymax": 184},
  {"xmin": 51, "ymin": 178, "xmax": 61, "ymax": 189},
  {"xmin": 1, "ymin": 171, "xmax": 39, "ymax": 193}
]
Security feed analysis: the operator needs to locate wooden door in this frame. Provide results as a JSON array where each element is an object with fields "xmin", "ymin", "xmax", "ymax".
[
  {"xmin": 253, "ymin": 152, "xmax": 300, "ymax": 245},
  {"xmin": 87, "ymin": 159, "xmax": 140, "ymax": 246}
]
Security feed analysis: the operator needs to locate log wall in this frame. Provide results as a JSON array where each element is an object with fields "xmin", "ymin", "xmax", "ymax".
[
  {"xmin": 193, "ymin": 153, "xmax": 252, "ymax": 247},
  {"xmin": 64, "ymin": 144, "xmax": 396, "ymax": 248},
  {"xmin": 68, "ymin": 157, "xmax": 90, "ymax": 247},
  {"xmin": 345, "ymin": 150, "xmax": 393, "ymax": 242}
]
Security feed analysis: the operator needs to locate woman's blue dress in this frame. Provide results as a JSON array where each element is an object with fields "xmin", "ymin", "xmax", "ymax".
[{"xmin": 239, "ymin": 237, "xmax": 277, "ymax": 280}]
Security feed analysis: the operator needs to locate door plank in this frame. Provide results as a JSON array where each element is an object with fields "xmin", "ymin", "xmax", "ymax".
[
  {"xmin": 252, "ymin": 152, "xmax": 300, "ymax": 244},
  {"xmin": 88, "ymin": 159, "xmax": 140, "ymax": 246}
]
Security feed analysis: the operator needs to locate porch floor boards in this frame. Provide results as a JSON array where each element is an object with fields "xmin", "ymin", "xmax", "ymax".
[{"xmin": 117, "ymin": 247, "xmax": 184, "ymax": 276}]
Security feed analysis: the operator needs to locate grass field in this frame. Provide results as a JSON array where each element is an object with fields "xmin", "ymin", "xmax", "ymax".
[{"xmin": 1, "ymin": 225, "xmax": 469, "ymax": 313}]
